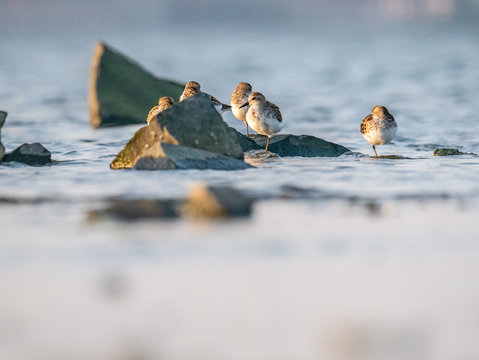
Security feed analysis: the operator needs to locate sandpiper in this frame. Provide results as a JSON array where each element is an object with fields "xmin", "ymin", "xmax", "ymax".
[
  {"xmin": 240, "ymin": 92, "xmax": 283, "ymax": 152},
  {"xmin": 146, "ymin": 96, "xmax": 174, "ymax": 124},
  {"xmin": 360, "ymin": 105, "xmax": 398, "ymax": 156},
  {"xmin": 179, "ymin": 81, "xmax": 231, "ymax": 114},
  {"xmin": 231, "ymin": 82, "xmax": 253, "ymax": 137}
]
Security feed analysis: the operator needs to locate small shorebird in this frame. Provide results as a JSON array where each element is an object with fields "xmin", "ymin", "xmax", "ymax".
[
  {"xmin": 179, "ymin": 81, "xmax": 231, "ymax": 114},
  {"xmin": 360, "ymin": 105, "xmax": 398, "ymax": 156},
  {"xmin": 240, "ymin": 92, "xmax": 283, "ymax": 152},
  {"xmin": 231, "ymin": 82, "xmax": 253, "ymax": 137},
  {"xmin": 146, "ymin": 96, "xmax": 174, "ymax": 124}
]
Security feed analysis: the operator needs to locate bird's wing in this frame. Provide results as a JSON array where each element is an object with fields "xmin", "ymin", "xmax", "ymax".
[
  {"xmin": 146, "ymin": 105, "xmax": 159, "ymax": 123},
  {"xmin": 266, "ymin": 101, "xmax": 283, "ymax": 122},
  {"xmin": 360, "ymin": 114, "xmax": 373, "ymax": 134}
]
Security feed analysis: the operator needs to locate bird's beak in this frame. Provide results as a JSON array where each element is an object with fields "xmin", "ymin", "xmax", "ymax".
[{"xmin": 239, "ymin": 102, "xmax": 249, "ymax": 109}]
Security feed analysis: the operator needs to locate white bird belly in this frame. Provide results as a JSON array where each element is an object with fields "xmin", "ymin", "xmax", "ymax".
[
  {"xmin": 232, "ymin": 106, "xmax": 248, "ymax": 122},
  {"xmin": 362, "ymin": 124, "xmax": 397, "ymax": 145},
  {"xmin": 247, "ymin": 113, "xmax": 283, "ymax": 137}
]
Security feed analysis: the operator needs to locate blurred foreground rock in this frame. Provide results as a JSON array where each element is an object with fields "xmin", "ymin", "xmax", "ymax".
[
  {"xmin": 434, "ymin": 148, "xmax": 476, "ymax": 156},
  {"xmin": 249, "ymin": 134, "xmax": 350, "ymax": 157},
  {"xmin": 88, "ymin": 199, "xmax": 178, "ymax": 221},
  {"xmin": 182, "ymin": 184, "xmax": 253, "ymax": 218},
  {"xmin": 2, "ymin": 143, "xmax": 52, "ymax": 166},
  {"xmin": 0, "ymin": 111, "xmax": 6, "ymax": 160},
  {"xmin": 89, "ymin": 42, "xmax": 184, "ymax": 128},
  {"xmin": 111, "ymin": 93, "xmax": 246, "ymax": 170}
]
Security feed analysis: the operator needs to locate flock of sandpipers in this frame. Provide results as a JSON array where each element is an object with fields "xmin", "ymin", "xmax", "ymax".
[{"xmin": 146, "ymin": 81, "xmax": 398, "ymax": 156}]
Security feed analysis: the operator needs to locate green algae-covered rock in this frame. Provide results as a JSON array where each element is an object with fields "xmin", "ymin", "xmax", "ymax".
[
  {"xmin": 0, "ymin": 111, "xmax": 6, "ymax": 161},
  {"xmin": 133, "ymin": 143, "xmax": 252, "ymax": 171},
  {"xmin": 251, "ymin": 134, "xmax": 350, "ymax": 157},
  {"xmin": 2, "ymin": 143, "xmax": 51, "ymax": 166},
  {"xmin": 111, "ymin": 94, "xmax": 245, "ymax": 169},
  {"xmin": 433, "ymin": 148, "xmax": 475, "ymax": 156},
  {"xmin": 89, "ymin": 42, "xmax": 184, "ymax": 128}
]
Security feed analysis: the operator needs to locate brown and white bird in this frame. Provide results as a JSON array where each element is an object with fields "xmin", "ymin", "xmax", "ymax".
[
  {"xmin": 179, "ymin": 81, "xmax": 231, "ymax": 114},
  {"xmin": 240, "ymin": 92, "xmax": 283, "ymax": 152},
  {"xmin": 146, "ymin": 96, "xmax": 174, "ymax": 124},
  {"xmin": 360, "ymin": 105, "xmax": 398, "ymax": 156},
  {"xmin": 231, "ymin": 82, "xmax": 253, "ymax": 137}
]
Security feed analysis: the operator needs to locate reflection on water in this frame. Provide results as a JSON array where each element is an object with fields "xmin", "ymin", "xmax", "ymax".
[{"xmin": 1, "ymin": 25, "xmax": 479, "ymax": 359}]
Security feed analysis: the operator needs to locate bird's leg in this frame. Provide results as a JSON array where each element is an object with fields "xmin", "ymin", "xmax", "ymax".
[
  {"xmin": 372, "ymin": 145, "xmax": 378, "ymax": 157},
  {"xmin": 265, "ymin": 136, "xmax": 270, "ymax": 152},
  {"xmin": 246, "ymin": 123, "xmax": 250, "ymax": 137}
]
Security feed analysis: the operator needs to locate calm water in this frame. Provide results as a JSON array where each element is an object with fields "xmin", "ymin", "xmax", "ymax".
[{"xmin": 1, "ymin": 26, "xmax": 479, "ymax": 360}]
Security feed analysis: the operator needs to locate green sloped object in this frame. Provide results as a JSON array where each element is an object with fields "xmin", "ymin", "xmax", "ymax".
[{"xmin": 89, "ymin": 42, "xmax": 184, "ymax": 128}]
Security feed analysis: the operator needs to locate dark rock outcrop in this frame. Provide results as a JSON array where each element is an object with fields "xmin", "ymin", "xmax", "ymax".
[
  {"xmin": 89, "ymin": 42, "xmax": 184, "ymax": 128},
  {"xmin": 0, "ymin": 111, "xmax": 6, "ymax": 161},
  {"xmin": 433, "ymin": 148, "xmax": 476, "ymax": 156},
  {"xmin": 2, "ymin": 143, "xmax": 52, "ymax": 166},
  {"xmin": 250, "ymin": 134, "xmax": 350, "ymax": 157},
  {"xmin": 133, "ymin": 143, "xmax": 252, "ymax": 170},
  {"xmin": 228, "ymin": 127, "xmax": 262, "ymax": 152},
  {"xmin": 182, "ymin": 184, "xmax": 253, "ymax": 218},
  {"xmin": 111, "ymin": 93, "xmax": 245, "ymax": 169}
]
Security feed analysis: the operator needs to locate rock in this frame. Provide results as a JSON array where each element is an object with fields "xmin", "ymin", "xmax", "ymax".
[
  {"xmin": 133, "ymin": 143, "xmax": 252, "ymax": 170},
  {"xmin": 2, "ymin": 143, "xmax": 52, "ymax": 166},
  {"xmin": 250, "ymin": 134, "xmax": 350, "ymax": 157},
  {"xmin": 111, "ymin": 93, "xmax": 244, "ymax": 168},
  {"xmin": 0, "ymin": 111, "xmax": 6, "ymax": 161},
  {"xmin": 228, "ymin": 127, "xmax": 262, "ymax": 152},
  {"xmin": 88, "ymin": 199, "xmax": 178, "ymax": 221},
  {"xmin": 433, "ymin": 148, "xmax": 476, "ymax": 156},
  {"xmin": 182, "ymin": 184, "xmax": 253, "ymax": 218},
  {"xmin": 89, "ymin": 42, "xmax": 184, "ymax": 128}
]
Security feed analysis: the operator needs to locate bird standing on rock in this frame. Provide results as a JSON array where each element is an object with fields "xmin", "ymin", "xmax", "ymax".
[
  {"xmin": 146, "ymin": 96, "xmax": 174, "ymax": 124},
  {"xmin": 240, "ymin": 92, "xmax": 283, "ymax": 152},
  {"xmin": 360, "ymin": 105, "xmax": 398, "ymax": 156},
  {"xmin": 179, "ymin": 81, "xmax": 231, "ymax": 114},
  {"xmin": 231, "ymin": 82, "xmax": 253, "ymax": 137}
]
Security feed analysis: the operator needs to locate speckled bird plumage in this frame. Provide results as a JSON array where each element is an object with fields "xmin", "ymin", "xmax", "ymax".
[
  {"xmin": 231, "ymin": 82, "xmax": 253, "ymax": 136},
  {"xmin": 242, "ymin": 92, "xmax": 283, "ymax": 151},
  {"xmin": 360, "ymin": 105, "xmax": 397, "ymax": 156},
  {"xmin": 179, "ymin": 81, "xmax": 231, "ymax": 114},
  {"xmin": 146, "ymin": 96, "xmax": 174, "ymax": 124}
]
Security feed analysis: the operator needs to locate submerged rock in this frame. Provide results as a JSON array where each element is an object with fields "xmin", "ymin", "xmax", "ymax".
[
  {"xmin": 182, "ymin": 184, "xmax": 253, "ymax": 218},
  {"xmin": 0, "ymin": 111, "xmax": 5, "ymax": 161},
  {"xmin": 2, "ymin": 143, "xmax": 52, "ymax": 166},
  {"xmin": 433, "ymin": 148, "xmax": 476, "ymax": 156},
  {"xmin": 89, "ymin": 42, "xmax": 184, "ymax": 128},
  {"xmin": 251, "ymin": 134, "xmax": 350, "ymax": 157},
  {"xmin": 88, "ymin": 199, "xmax": 178, "ymax": 221},
  {"xmin": 111, "ymin": 93, "xmax": 244, "ymax": 169},
  {"xmin": 133, "ymin": 143, "xmax": 252, "ymax": 170}
]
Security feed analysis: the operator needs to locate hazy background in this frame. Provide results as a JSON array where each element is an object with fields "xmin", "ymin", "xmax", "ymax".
[
  {"xmin": 1, "ymin": 1, "xmax": 479, "ymax": 360},
  {"xmin": 1, "ymin": 0, "xmax": 479, "ymax": 32}
]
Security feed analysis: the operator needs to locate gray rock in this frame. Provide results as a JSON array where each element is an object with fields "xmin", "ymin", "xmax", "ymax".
[
  {"xmin": 182, "ymin": 184, "xmax": 253, "ymax": 218},
  {"xmin": 0, "ymin": 111, "xmax": 5, "ymax": 161},
  {"xmin": 88, "ymin": 199, "xmax": 178, "ymax": 221},
  {"xmin": 433, "ymin": 148, "xmax": 476, "ymax": 156},
  {"xmin": 133, "ymin": 143, "xmax": 252, "ymax": 170},
  {"xmin": 2, "ymin": 143, "xmax": 52, "ymax": 166},
  {"xmin": 111, "ymin": 93, "xmax": 244, "ymax": 169},
  {"xmin": 89, "ymin": 42, "xmax": 184, "ymax": 128},
  {"xmin": 251, "ymin": 134, "xmax": 350, "ymax": 157},
  {"xmin": 228, "ymin": 126, "xmax": 262, "ymax": 152}
]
